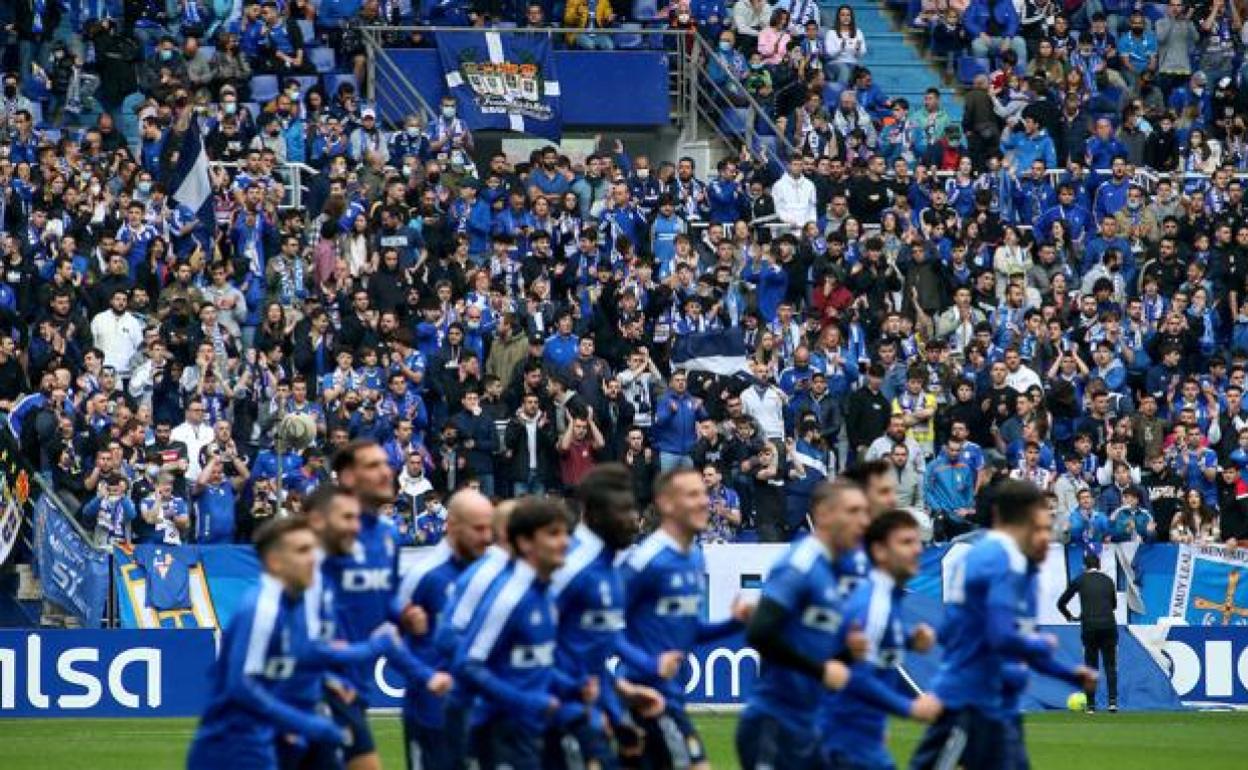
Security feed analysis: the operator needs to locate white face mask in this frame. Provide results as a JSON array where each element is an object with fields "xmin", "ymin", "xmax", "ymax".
[{"xmin": 636, "ymin": 168, "xmax": 650, "ymax": 179}]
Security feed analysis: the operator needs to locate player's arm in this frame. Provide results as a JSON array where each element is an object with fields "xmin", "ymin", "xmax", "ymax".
[
  {"xmin": 457, "ymin": 593, "xmax": 557, "ymax": 717},
  {"xmin": 746, "ymin": 565, "xmax": 826, "ymax": 680},
  {"xmin": 1056, "ymin": 575, "xmax": 1082, "ymax": 622},
  {"xmin": 985, "ymin": 565, "xmax": 1062, "ymax": 660},
  {"xmin": 835, "ymin": 592, "xmax": 935, "ymax": 720}
]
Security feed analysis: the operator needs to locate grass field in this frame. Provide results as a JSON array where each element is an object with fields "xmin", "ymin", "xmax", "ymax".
[{"xmin": 0, "ymin": 712, "xmax": 1245, "ymax": 769}]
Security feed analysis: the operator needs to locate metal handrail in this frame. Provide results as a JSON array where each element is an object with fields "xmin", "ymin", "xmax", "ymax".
[
  {"xmin": 208, "ymin": 160, "xmax": 318, "ymax": 211},
  {"xmin": 687, "ymin": 33, "xmax": 799, "ymax": 160}
]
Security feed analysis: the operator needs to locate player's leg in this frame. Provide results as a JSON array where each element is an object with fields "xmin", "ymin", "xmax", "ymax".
[
  {"xmin": 1081, "ymin": 631, "xmax": 1099, "ymax": 711},
  {"xmin": 636, "ymin": 704, "xmax": 703, "ymax": 770},
  {"xmin": 1102, "ymin": 628, "xmax": 1120, "ymax": 711},
  {"xmin": 403, "ymin": 720, "xmax": 451, "ymax": 770},
  {"xmin": 442, "ymin": 700, "xmax": 473, "ymax": 769},
  {"xmin": 480, "ymin": 719, "xmax": 543, "ymax": 770},
  {"xmin": 736, "ymin": 711, "xmax": 819, "ymax": 770},
  {"xmin": 909, "ymin": 709, "xmax": 1005, "ymax": 770},
  {"xmin": 324, "ymin": 687, "xmax": 379, "ymax": 770},
  {"xmin": 1003, "ymin": 715, "xmax": 1030, "ymax": 770}
]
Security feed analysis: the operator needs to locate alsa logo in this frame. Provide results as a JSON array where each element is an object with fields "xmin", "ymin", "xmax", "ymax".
[
  {"xmin": 342, "ymin": 568, "xmax": 393, "ymax": 592},
  {"xmin": 0, "ymin": 634, "xmax": 162, "ymax": 710}
]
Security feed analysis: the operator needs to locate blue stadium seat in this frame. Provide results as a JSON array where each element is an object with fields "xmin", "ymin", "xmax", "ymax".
[
  {"xmin": 28, "ymin": 102, "xmax": 43, "ymax": 127},
  {"xmin": 309, "ymin": 47, "xmax": 336, "ymax": 74},
  {"xmin": 242, "ymin": 102, "xmax": 260, "ymax": 121},
  {"xmin": 250, "ymin": 75, "xmax": 279, "ymax": 103},
  {"xmin": 323, "ymin": 73, "xmax": 359, "ymax": 97},
  {"xmin": 956, "ymin": 55, "xmax": 989, "ymax": 85},
  {"xmin": 616, "ymin": 22, "xmax": 643, "ymax": 49},
  {"xmin": 494, "ymin": 21, "xmax": 518, "ymax": 29},
  {"xmin": 198, "ymin": 45, "xmax": 216, "ymax": 61},
  {"xmin": 297, "ymin": 19, "xmax": 316, "ymax": 47}
]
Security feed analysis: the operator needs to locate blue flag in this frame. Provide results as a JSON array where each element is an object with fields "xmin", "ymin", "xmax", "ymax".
[
  {"xmin": 437, "ymin": 30, "xmax": 562, "ymax": 141},
  {"xmin": 138, "ymin": 545, "xmax": 199, "ymax": 611},
  {"xmin": 671, "ymin": 327, "xmax": 750, "ymax": 376},
  {"xmin": 166, "ymin": 119, "xmax": 215, "ymax": 251},
  {"xmin": 34, "ymin": 495, "xmax": 110, "ymax": 627}
]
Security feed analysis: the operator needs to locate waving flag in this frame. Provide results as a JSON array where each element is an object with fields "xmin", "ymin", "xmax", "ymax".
[
  {"xmin": 166, "ymin": 119, "xmax": 215, "ymax": 250},
  {"xmin": 437, "ymin": 30, "xmax": 562, "ymax": 141},
  {"xmin": 672, "ymin": 327, "xmax": 750, "ymax": 376}
]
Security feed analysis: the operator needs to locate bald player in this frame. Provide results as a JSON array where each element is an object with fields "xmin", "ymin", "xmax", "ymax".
[{"xmin": 392, "ymin": 490, "xmax": 495, "ymax": 770}]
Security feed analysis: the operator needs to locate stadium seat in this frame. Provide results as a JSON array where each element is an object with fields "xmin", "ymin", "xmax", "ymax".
[
  {"xmin": 242, "ymin": 102, "xmax": 260, "ymax": 121},
  {"xmin": 323, "ymin": 73, "xmax": 359, "ymax": 97},
  {"xmin": 309, "ymin": 47, "xmax": 337, "ymax": 74},
  {"xmin": 297, "ymin": 19, "xmax": 317, "ymax": 47},
  {"xmin": 494, "ymin": 21, "xmax": 518, "ymax": 29},
  {"xmin": 956, "ymin": 56, "xmax": 990, "ymax": 86},
  {"xmin": 28, "ymin": 102, "xmax": 43, "ymax": 127},
  {"xmin": 250, "ymin": 75, "xmax": 280, "ymax": 104},
  {"xmin": 199, "ymin": 45, "xmax": 216, "ymax": 61},
  {"xmin": 616, "ymin": 23, "xmax": 644, "ymax": 49}
]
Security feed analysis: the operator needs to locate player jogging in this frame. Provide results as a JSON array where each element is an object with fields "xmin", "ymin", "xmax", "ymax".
[
  {"xmin": 322, "ymin": 440, "xmax": 408, "ymax": 770},
  {"xmin": 546, "ymin": 463, "xmax": 665, "ymax": 769},
  {"xmin": 455, "ymin": 496, "xmax": 575, "ymax": 770},
  {"xmin": 390, "ymin": 489, "xmax": 493, "ymax": 770},
  {"xmin": 187, "ymin": 517, "xmax": 346, "ymax": 770},
  {"xmin": 619, "ymin": 467, "xmax": 750, "ymax": 770},
  {"xmin": 820, "ymin": 509, "xmax": 942, "ymax": 770},
  {"xmin": 909, "ymin": 480, "xmax": 1098, "ymax": 770}
]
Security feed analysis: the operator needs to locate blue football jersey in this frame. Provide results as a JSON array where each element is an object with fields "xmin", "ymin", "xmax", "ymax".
[
  {"xmin": 456, "ymin": 559, "xmax": 565, "ymax": 733},
  {"xmin": 820, "ymin": 568, "xmax": 919, "ymax": 765},
  {"xmin": 141, "ymin": 546, "xmax": 197, "ymax": 611},
  {"xmin": 188, "ymin": 575, "xmax": 341, "ymax": 767},
  {"xmin": 392, "ymin": 540, "xmax": 469, "ymax": 727},
  {"xmin": 745, "ymin": 535, "xmax": 850, "ymax": 737},
  {"xmin": 619, "ymin": 530, "xmax": 739, "ymax": 706},
  {"xmin": 320, "ymin": 513, "xmax": 400, "ymax": 693}
]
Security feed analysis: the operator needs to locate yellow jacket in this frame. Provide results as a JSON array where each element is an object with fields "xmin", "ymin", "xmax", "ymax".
[{"xmin": 564, "ymin": 0, "xmax": 614, "ymax": 44}]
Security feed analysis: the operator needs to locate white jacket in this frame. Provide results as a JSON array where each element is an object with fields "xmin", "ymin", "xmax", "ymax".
[
  {"xmin": 771, "ymin": 173, "xmax": 818, "ymax": 227},
  {"xmin": 741, "ymin": 384, "xmax": 787, "ymax": 439},
  {"xmin": 89, "ymin": 310, "xmax": 145, "ymax": 376}
]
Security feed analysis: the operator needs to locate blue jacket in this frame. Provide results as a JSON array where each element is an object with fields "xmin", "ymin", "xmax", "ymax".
[
  {"xmin": 925, "ymin": 454, "xmax": 975, "ymax": 515},
  {"xmin": 1002, "ymin": 129, "xmax": 1056, "ymax": 172},
  {"xmin": 652, "ymin": 392, "xmax": 709, "ymax": 454},
  {"xmin": 741, "ymin": 261, "xmax": 788, "ymax": 321},
  {"xmin": 1093, "ymin": 177, "xmax": 1131, "ymax": 221},
  {"xmin": 1084, "ymin": 136, "xmax": 1128, "ymax": 171}
]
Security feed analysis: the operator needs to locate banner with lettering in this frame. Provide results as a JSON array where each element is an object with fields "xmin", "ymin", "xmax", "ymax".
[
  {"xmin": 0, "ymin": 427, "xmax": 32, "ymax": 566},
  {"xmin": 1167, "ymin": 544, "xmax": 1248, "ymax": 626},
  {"xmin": 437, "ymin": 30, "xmax": 562, "ymax": 141},
  {"xmin": 34, "ymin": 496, "xmax": 110, "ymax": 628}
]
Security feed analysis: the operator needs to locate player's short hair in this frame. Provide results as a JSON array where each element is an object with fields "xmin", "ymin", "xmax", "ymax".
[
  {"xmin": 254, "ymin": 516, "xmax": 312, "ymax": 559},
  {"xmin": 653, "ymin": 466, "xmax": 702, "ymax": 501},
  {"xmin": 577, "ymin": 463, "xmax": 636, "ymax": 523},
  {"xmin": 506, "ymin": 497, "xmax": 573, "ymax": 549},
  {"xmin": 302, "ymin": 484, "xmax": 352, "ymax": 517},
  {"xmin": 812, "ymin": 479, "xmax": 864, "ymax": 513},
  {"xmin": 991, "ymin": 480, "xmax": 1048, "ymax": 527},
  {"xmin": 841, "ymin": 460, "xmax": 891, "ymax": 488},
  {"xmin": 864, "ymin": 509, "xmax": 920, "ymax": 559},
  {"xmin": 331, "ymin": 439, "xmax": 382, "ymax": 476}
]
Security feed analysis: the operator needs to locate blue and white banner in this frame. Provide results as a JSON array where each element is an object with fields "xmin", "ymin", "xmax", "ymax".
[
  {"xmin": 0, "ymin": 630, "xmax": 215, "ymax": 717},
  {"xmin": 114, "ymin": 544, "xmax": 258, "ymax": 630},
  {"xmin": 34, "ymin": 496, "xmax": 110, "ymax": 628},
  {"xmin": 1137, "ymin": 624, "xmax": 1248, "ymax": 707},
  {"xmin": 1167, "ymin": 544, "xmax": 1248, "ymax": 626},
  {"xmin": 437, "ymin": 31, "xmax": 562, "ymax": 141},
  {"xmin": 671, "ymin": 327, "xmax": 750, "ymax": 377}
]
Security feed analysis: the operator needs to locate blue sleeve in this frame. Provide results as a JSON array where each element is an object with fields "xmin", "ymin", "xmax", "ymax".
[
  {"xmin": 843, "ymin": 662, "xmax": 915, "ymax": 717},
  {"xmin": 225, "ymin": 610, "xmax": 341, "ymax": 743},
  {"xmin": 985, "ymin": 603, "xmax": 1052, "ymax": 659},
  {"xmin": 614, "ymin": 636, "xmax": 661, "ymax": 678},
  {"xmin": 374, "ymin": 634, "xmax": 437, "ymax": 686},
  {"xmin": 760, "ymin": 562, "xmax": 805, "ymax": 611},
  {"xmin": 83, "ymin": 498, "xmax": 100, "ymax": 520},
  {"xmin": 696, "ymin": 618, "xmax": 743, "ymax": 643},
  {"xmin": 461, "ymin": 659, "xmax": 551, "ymax": 717},
  {"xmin": 297, "ymin": 636, "xmax": 388, "ymax": 670},
  {"xmin": 1043, "ymin": 139, "xmax": 1057, "ymax": 169}
]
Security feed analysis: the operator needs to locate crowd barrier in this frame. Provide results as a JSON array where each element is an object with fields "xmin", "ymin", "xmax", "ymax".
[{"xmin": 11, "ymin": 540, "xmax": 1248, "ymax": 717}]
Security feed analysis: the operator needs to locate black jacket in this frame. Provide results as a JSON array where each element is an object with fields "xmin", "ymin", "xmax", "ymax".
[
  {"xmin": 1058, "ymin": 569, "xmax": 1117, "ymax": 632},
  {"xmin": 845, "ymin": 385, "xmax": 891, "ymax": 451}
]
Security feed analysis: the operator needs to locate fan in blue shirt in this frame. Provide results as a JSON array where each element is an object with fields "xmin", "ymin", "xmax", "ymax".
[
  {"xmin": 187, "ymin": 519, "xmax": 345, "ymax": 770},
  {"xmin": 910, "ymin": 481, "xmax": 1097, "ymax": 770},
  {"xmin": 390, "ymin": 489, "xmax": 495, "ymax": 770},
  {"xmin": 455, "ymin": 497, "xmax": 578, "ymax": 770},
  {"xmin": 821, "ymin": 510, "xmax": 943, "ymax": 770},
  {"xmin": 619, "ymin": 468, "xmax": 748, "ymax": 770}
]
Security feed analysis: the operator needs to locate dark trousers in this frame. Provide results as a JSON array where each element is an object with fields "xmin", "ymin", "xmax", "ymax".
[{"xmin": 1083, "ymin": 626, "xmax": 1118, "ymax": 706}]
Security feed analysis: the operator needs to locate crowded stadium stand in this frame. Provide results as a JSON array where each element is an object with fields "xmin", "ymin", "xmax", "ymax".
[{"xmin": 4, "ymin": 0, "xmax": 1248, "ymax": 761}]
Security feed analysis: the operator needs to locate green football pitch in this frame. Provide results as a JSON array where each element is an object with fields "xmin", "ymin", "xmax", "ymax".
[{"xmin": 0, "ymin": 712, "xmax": 1245, "ymax": 769}]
